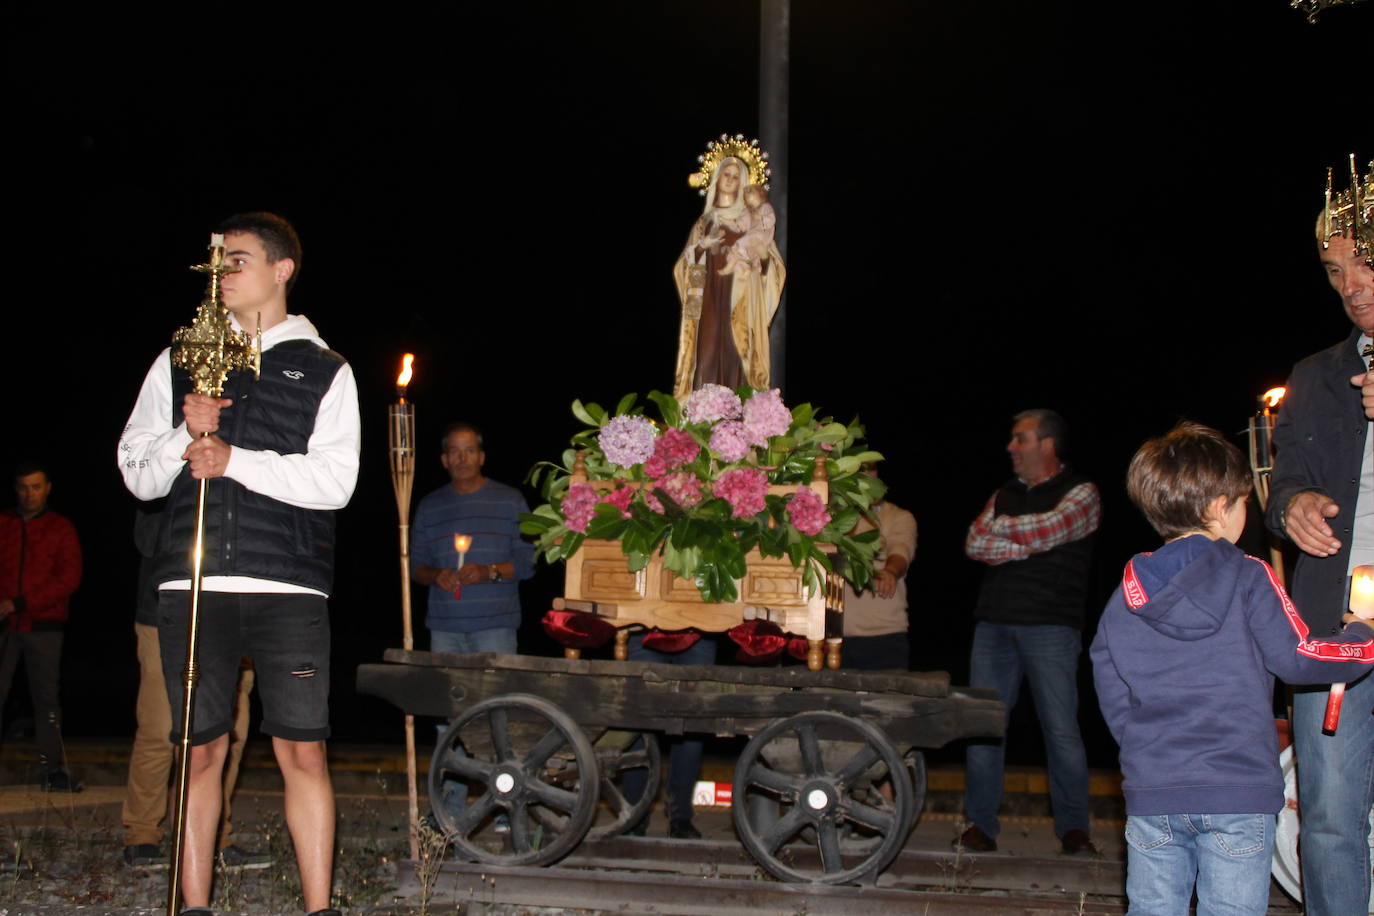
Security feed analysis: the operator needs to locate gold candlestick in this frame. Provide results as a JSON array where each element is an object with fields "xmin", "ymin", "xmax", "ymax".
[
  {"xmin": 166, "ymin": 234, "xmax": 261, "ymax": 916},
  {"xmin": 389, "ymin": 354, "xmax": 420, "ymax": 859}
]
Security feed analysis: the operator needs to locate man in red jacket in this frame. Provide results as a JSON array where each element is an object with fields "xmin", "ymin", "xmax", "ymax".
[{"xmin": 0, "ymin": 461, "xmax": 82, "ymax": 791}]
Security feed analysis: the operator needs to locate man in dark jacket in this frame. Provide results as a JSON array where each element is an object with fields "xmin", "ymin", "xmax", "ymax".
[
  {"xmin": 0, "ymin": 461, "xmax": 81, "ymax": 791},
  {"xmin": 1266, "ymin": 217, "xmax": 1374, "ymax": 915},
  {"xmin": 957, "ymin": 409, "xmax": 1100, "ymax": 855}
]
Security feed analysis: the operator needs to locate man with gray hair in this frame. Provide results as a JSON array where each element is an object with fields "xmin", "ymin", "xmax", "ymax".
[
  {"xmin": 957, "ymin": 409, "xmax": 1101, "ymax": 855},
  {"xmin": 1265, "ymin": 195, "xmax": 1374, "ymax": 915}
]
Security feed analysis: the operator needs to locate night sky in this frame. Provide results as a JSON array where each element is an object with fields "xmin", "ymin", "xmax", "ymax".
[{"xmin": 5, "ymin": 3, "xmax": 1372, "ymax": 761}]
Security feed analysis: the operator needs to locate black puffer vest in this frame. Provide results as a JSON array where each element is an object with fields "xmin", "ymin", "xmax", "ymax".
[
  {"xmin": 151, "ymin": 339, "xmax": 346, "ymax": 593},
  {"xmin": 974, "ymin": 468, "xmax": 1097, "ymax": 629}
]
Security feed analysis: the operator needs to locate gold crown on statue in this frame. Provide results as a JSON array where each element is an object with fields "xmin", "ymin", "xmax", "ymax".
[
  {"xmin": 688, "ymin": 134, "xmax": 771, "ymax": 196},
  {"xmin": 1291, "ymin": 0, "xmax": 1364, "ymax": 24},
  {"xmin": 1322, "ymin": 154, "xmax": 1374, "ymax": 269}
]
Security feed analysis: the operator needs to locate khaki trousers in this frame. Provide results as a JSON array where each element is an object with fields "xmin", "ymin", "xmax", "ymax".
[{"xmin": 122, "ymin": 622, "xmax": 253, "ymax": 849}]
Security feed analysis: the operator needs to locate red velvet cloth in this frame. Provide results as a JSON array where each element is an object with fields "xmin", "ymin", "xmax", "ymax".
[
  {"xmin": 787, "ymin": 636, "xmax": 811, "ymax": 661},
  {"xmin": 727, "ymin": 619, "xmax": 788, "ymax": 664},
  {"xmin": 641, "ymin": 628, "xmax": 701, "ymax": 653},
  {"xmin": 541, "ymin": 609, "xmax": 616, "ymax": 649}
]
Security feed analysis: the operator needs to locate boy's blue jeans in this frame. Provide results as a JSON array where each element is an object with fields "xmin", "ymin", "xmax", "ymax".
[{"xmin": 1124, "ymin": 813, "xmax": 1274, "ymax": 916}]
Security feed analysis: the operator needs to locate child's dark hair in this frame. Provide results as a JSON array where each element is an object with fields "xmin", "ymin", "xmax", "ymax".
[{"xmin": 1127, "ymin": 421, "xmax": 1252, "ymax": 539}]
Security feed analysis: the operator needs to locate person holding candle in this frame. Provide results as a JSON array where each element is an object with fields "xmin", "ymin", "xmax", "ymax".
[
  {"xmin": 117, "ymin": 212, "xmax": 359, "ymax": 916},
  {"xmin": 958, "ymin": 409, "xmax": 1100, "ymax": 855},
  {"xmin": 1265, "ymin": 208, "xmax": 1374, "ymax": 915},
  {"xmin": 1094, "ymin": 422, "xmax": 1374, "ymax": 916},
  {"xmin": 411, "ymin": 423, "xmax": 534, "ymax": 655}
]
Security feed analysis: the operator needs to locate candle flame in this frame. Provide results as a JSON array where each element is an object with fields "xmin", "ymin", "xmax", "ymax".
[
  {"xmin": 1354, "ymin": 567, "xmax": 1374, "ymax": 602},
  {"xmin": 453, "ymin": 534, "xmax": 472, "ymax": 553},
  {"xmin": 397, "ymin": 353, "xmax": 415, "ymax": 388},
  {"xmin": 1262, "ymin": 387, "xmax": 1286, "ymax": 408}
]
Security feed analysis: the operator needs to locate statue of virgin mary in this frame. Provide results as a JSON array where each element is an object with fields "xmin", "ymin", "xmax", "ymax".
[{"xmin": 672, "ymin": 152, "xmax": 785, "ymax": 398}]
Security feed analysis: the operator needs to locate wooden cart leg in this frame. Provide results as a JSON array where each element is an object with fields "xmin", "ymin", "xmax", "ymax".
[
  {"xmin": 563, "ymin": 647, "xmax": 582, "ymax": 660},
  {"xmin": 806, "ymin": 639, "xmax": 824, "ymax": 671},
  {"xmin": 825, "ymin": 637, "xmax": 843, "ymax": 670},
  {"xmin": 613, "ymin": 629, "xmax": 629, "ymax": 661}
]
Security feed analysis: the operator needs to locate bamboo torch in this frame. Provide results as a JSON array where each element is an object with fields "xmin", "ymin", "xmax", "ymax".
[
  {"xmin": 1248, "ymin": 387, "xmax": 1287, "ymax": 578},
  {"xmin": 166, "ymin": 234, "xmax": 260, "ymax": 916},
  {"xmin": 389, "ymin": 354, "xmax": 420, "ymax": 858}
]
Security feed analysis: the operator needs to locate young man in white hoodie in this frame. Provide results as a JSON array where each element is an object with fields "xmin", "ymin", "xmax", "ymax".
[{"xmin": 118, "ymin": 212, "xmax": 359, "ymax": 916}]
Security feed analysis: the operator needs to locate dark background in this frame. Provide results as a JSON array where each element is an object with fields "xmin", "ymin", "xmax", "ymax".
[{"xmin": 4, "ymin": 3, "xmax": 1372, "ymax": 767}]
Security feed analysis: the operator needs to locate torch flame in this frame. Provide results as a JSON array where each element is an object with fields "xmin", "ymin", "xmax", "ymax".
[
  {"xmin": 397, "ymin": 353, "xmax": 415, "ymax": 388},
  {"xmin": 453, "ymin": 534, "xmax": 472, "ymax": 553},
  {"xmin": 1263, "ymin": 387, "xmax": 1286, "ymax": 408},
  {"xmin": 1351, "ymin": 565, "xmax": 1374, "ymax": 619}
]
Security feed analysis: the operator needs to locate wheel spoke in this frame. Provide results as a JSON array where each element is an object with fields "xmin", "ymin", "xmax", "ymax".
[
  {"xmin": 438, "ymin": 748, "xmax": 489, "ymax": 782},
  {"xmin": 796, "ymin": 723, "xmax": 824, "ymax": 776},
  {"xmin": 508, "ymin": 799, "xmax": 531, "ymax": 852},
  {"xmin": 527, "ymin": 777, "xmax": 581, "ymax": 813},
  {"xmin": 452, "ymin": 793, "xmax": 497, "ymax": 836},
  {"xmin": 529, "ymin": 802, "xmax": 569, "ymax": 833},
  {"xmin": 845, "ymin": 799, "xmax": 894, "ymax": 833},
  {"xmin": 521, "ymin": 727, "xmax": 569, "ymax": 772},
  {"xmin": 489, "ymin": 708, "xmax": 513, "ymax": 760},
  {"xmin": 613, "ymin": 748, "xmax": 653, "ymax": 772},
  {"xmin": 744, "ymin": 762, "xmax": 802, "ymax": 797},
  {"xmin": 599, "ymin": 778, "xmax": 628, "ymax": 813},
  {"xmin": 834, "ymin": 745, "xmax": 882, "ymax": 787},
  {"xmin": 761, "ymin": 806, "xmax": 808, "ymax": 854},
  {"xmin": 817, "ymin": 820, "xmax": 843, "ymax": 874}
]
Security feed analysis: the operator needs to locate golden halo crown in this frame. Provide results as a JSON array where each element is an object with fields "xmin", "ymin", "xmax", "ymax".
[
  {"xmin": 688, "ymin": 134, "xmax": 772, "ymax": 196},
  {"xmin": 1322, "ymin": 154, "xmax": 1373, "ymax": 269}
]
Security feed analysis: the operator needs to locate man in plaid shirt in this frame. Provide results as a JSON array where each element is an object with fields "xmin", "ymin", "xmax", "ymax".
[{"xmin": 955, "ymin": 409, "xmax": 1101, "ymax": 856}]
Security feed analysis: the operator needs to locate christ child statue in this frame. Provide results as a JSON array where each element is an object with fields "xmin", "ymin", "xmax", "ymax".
[{"xmin": 719, "ymin": 184, "xmax": 777, "ymax": 279}]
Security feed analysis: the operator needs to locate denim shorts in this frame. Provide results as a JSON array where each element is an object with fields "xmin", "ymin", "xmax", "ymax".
[{"xmin": 158, "ymin": 591, "xmax": 331, "ymax": 745}]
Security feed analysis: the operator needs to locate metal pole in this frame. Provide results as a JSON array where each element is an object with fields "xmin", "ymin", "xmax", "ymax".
[
  {"xmin": 167, "ymin": 474, "xmax": 209, "ymax": 916},
  {"xmin": 760, "ymin": 0, "xmax": 789, "ymax": 394}
]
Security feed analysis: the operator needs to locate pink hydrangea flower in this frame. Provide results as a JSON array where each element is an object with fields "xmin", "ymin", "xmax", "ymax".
[
  {"xmin": 642, "ymin": 487, "xmax": 665, "ymax": 514},
  {"xmin": 643, "ymin": 427, "xmax": 699, "ymax": 478},
  {"xmin": 683, "ymin": 384, "xmax": 743, "ymax": 424},
  {"xmin": 709, "ymin": 420, "xmax": 752, "ymax": 463},
  {"xmin": 713, "ymin": 467, "xmax": 769, "ymax": 519},
  {"xmin": 562, "ymin": 482, "xmax": 598, "ymax": 533},
  {"xmin": 741, "ymin": 388, "xmax": 792, "ymax": 447},
  {"xmin": 605, "ymin": 483, "xmax": 635, "ymax": 520},
  {"xmin": 658, "ymin": 471, "xmax": 703, "ymax": 508},
  {"xmin": 599, "ymin": 415, "xmax": 657, "ymax": 469},
  {"xmin": 786, "ymin": 486, "xmax": 832, "ymax": 536}
]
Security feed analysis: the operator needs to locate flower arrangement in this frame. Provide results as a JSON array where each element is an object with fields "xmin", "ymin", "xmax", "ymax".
[{"xmin": 521, "ymin": 385, "xmax": 886, "ymax": 604}]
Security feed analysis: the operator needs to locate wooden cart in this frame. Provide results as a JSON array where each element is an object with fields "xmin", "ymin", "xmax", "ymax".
[{"xmin": 357, "ymin": 650, "xmax": 1003, "ymax": 884}]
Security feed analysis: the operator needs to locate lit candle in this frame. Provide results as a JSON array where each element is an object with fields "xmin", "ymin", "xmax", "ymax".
[
  {"xmin": 211, "ymin": 232, "xmax": 225, "ymax": 248},
  {"xmin": 452, "ymin": 534, "xmax": 472, "ymax": 600},
  {"xmin": 1351, "ymin": 566, "xmax": 1374, "ymax": 619}
]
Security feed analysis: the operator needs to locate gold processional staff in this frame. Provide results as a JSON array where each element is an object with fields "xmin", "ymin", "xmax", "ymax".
[{"xmin": 164, "ymin": 234, "xmax": 261, "ymax": 916}]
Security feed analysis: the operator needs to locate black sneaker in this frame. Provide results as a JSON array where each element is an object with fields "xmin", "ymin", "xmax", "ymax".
[
  {"xmin": 668, "ymin": 820, "xmax": 702, "ymax": 839},
  {"xmin": 41, "ymin": 770, "xmax": 82, "ymax": 793},
  {"xmin": 124, "ymin": 843, "xmax": 169, "ymax": 869},
  {"xmin": 217, "ymin": 845, "xmax": 271, "ymax": 870}
]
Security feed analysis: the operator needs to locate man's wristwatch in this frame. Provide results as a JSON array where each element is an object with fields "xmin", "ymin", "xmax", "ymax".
[{"xmin": 488, "ymin": 565, "xmax": 503, "ymax": 583}]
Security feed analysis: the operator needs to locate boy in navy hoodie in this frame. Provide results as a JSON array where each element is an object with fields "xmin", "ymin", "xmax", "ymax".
[{"xmin": 1091, "ymin": 422, "xmax": 1374, "ymax": 916}]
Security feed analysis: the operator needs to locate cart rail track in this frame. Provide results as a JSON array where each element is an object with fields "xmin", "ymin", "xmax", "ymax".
[{"xmin": 395, "ymin": 834, "xmax": 1129, "ymax": 914}]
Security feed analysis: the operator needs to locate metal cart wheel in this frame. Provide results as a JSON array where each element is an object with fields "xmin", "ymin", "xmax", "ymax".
[
  {"xmin": 429, "ymin": 693, "xmax": 599, "ymax": 866},
  {"xmin": 586, "ymin": 730, "xmax": 662, "ymax": 839},
  {"xmin": 732, "ymin": 711, "xmax": 913, "ymax": 884}
]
